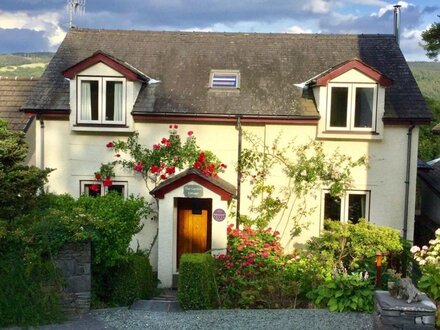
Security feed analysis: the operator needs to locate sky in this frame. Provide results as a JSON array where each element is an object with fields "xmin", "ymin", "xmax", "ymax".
[{"xmin": 0, "ymin": 0, "xmax": 438, "ymax": 61}]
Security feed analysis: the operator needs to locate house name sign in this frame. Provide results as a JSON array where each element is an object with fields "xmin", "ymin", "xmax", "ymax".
[{"xmin": 183, "ymin": 185, "xmax": 203, "ymax": 198}]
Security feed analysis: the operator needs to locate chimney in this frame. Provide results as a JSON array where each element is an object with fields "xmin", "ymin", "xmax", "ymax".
[{"xmin": 393, "ymin": 4, "xmax": 401, "ymax": 45}]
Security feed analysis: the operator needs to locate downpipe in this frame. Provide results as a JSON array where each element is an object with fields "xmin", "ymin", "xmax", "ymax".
[{"xmin": 403, "ymin": 124, "xmax": 415, "ymax": 240}]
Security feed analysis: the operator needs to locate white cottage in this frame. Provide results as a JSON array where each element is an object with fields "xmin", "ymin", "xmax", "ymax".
[{"xmin": 21, "ymin": 28, "xmax": 432, "ymax": 288}]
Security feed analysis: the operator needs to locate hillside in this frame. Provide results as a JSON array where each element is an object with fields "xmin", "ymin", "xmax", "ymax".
[
  {"xmin": 408, "ymin": 62, "xmax": 440, "ymax": 100},
  {"xmin": 0, "ymin": 52, "xmax": 53, "ymax": 78}
]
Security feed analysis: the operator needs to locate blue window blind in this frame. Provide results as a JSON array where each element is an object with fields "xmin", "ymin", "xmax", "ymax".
[{"xmin": 212, "ymin": 73, "xmax": 239, "ymax": 88}]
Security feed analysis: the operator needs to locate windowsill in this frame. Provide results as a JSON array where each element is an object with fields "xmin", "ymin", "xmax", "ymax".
[
  {"xmin": 72, "ymin": 124, "xmax": 133, "ymax": 133},
  {"xmin": 317, "ymin": 129, "xmax": 382, "ymax": 140}
]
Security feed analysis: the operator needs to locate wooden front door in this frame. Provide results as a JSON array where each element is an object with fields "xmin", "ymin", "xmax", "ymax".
[{"xmin": 177, "ymin": 198, "xmax": 211, "ymax": 268}]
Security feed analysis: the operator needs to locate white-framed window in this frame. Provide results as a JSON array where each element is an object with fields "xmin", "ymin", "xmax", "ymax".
[
  {"xmin": 323, "ymin": 190, "xmax": 370, "ymax": 223},
  {"xmin": 327, "ymin": 83, "xmax": 377, "ymax": 132},
  {"xmin": 77, "ymin": 76, "xmax": 126, "ymax": 125},
  {"xmin": 209, "ymin": 70, "xmax": 240, "ymax": 89},
  {"xmin": 80, "ymin": 181, "xmax": 128, "ymax": 198}
]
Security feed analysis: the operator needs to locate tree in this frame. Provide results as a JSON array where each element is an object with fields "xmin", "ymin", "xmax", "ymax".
[
  {"xmin": 0, "ymin": 120, "xmax": 51, "ymax": 220},
  {"xmin": 421, "ymin": 20, "xmax": 440, "ymax": 61},
  {"xmin": 418, "ymin": 97, "xmax": 440, "ymax": 161}
]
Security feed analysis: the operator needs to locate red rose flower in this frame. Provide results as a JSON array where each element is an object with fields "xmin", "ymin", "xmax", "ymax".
[
  {"xmin": 221, "ymin": 163, "xmax": 227, "ymax": 168},
  {"xmin": 106, "ymin": 142, "xmax": 114, "ymax": 148},
  {"xmin": 160, "ymin": 174, "xmax": 167, "ymax": 180},
  {"xmin": 198, "ymin": 152, "xmax": 205, "ymax": 163},
  {"xmin": 150, "ymin": 165, "xmax": 161, "ymax": 174},
  {"xmin": 103, "ymin": 177, "xmax": 112, "ymax": 187},
  {"xmin": 161, "ymin": 137, "xmax": 168, "ymax": 144},
  {"xmin": 174, "ymin": 124, "xmax": 178, "ymax": 129},
  {"xmin": 193, "ymin": 161, "xmax": 202, "ymax": 169},
  {"xmin": 90, "ymin": 184, "xmax": 100, "ymax": 192},
  {"xmin": 153, "ymin": 144, "xmax": 160, "ymax": 150},
  {"xmin": 187, "ymin": 130, "xmax": 193, "ymax": 136},
  {"xmin": 166, "ymin": 166, "xmax": 175, "ymax": 175},
  {"xmin": 94, "ymin": 172, "xmax": 101, "ymax": 180},
  {"xmin": 169, "ymin": 124, "xmax": 173, "ymax": 129},
  {"xmin": 133, "ymin": 162, "xmax": 144, "ymax": 172}
]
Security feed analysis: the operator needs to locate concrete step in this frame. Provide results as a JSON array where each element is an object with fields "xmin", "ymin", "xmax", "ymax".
[{"xmin": 130, "ymin": 290, "xmax": 181, "ymax": 312}]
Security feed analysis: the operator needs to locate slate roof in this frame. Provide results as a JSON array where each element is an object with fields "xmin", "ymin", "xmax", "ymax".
[
  {"xmin": 418, "ymin": 159, "xmax": 440, "ymax": 197},
  {"xmin": 23, "ymin": 28, "xmax": 432, "ymax": 122},
  {"xmin": 0, "ymin": 78, "xmax": 36, "ymax": 131}
]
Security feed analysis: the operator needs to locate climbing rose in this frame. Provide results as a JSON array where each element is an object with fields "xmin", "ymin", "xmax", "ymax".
[
  {"xmin": 160, "ymin": 174, "xmax": 167, "ymax": 180},
  {"xmin": 174, "ymin": 124, "xmax": 178, "ymax": 129},
  {"xmin": 199, "ymin": 152, "xmax": 205, "ymax": 163},
  {"xmin": 90, "ymin": 184, "xmax": 100, "ymax": 192},
  {"xmin": 94, "ymin": 172, "xmax": 101, "ymax": 180},
  {"xmin": 133, "ymin": 162, "xmax": 144, "ymax": 172},
  {"xmin": 103, "ymin": 177, "xmax": 112, "ymax": 187},
  {"xmin": 106, "ymin": 142, "xmax": 113, "ymax": 148},
  {"xmin": 193, "ymin": 161, "xmax": 202, "ymax": 169},
  {"xmin": 187, "ymin": 130, "xmax": 193, "ymax": 136},
  {"xmin": 153, "ymin": 144, "xmax": 160, "ymax": 150},
  {"xmin": 150, "ymin": 165, "xmax": 161, "ymax": 174},
  {"xmin": 166, "ymin": 166, "xmax": 175, "ymax": 175}
]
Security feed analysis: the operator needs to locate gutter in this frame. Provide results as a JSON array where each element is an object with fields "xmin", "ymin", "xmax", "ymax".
[
  {"xmin": 236, "ymin": 116, "xmax": 242, "ymax": 228},
  {"xmin": 403, "ymin": 124, "xmax": 415, "ymax": 240}
]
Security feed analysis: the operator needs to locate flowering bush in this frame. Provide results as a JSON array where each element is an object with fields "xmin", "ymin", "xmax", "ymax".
[
  {"xmin": 411, "ymin": 228, "xmax": 440, "ymax": 326},
  {"xmin": 215, "ymin": 225, "xmax": 297, "ymax": 308},
  {"xmin": 94, "ymin": 125, "xmax": 225, "ymax": 189}
]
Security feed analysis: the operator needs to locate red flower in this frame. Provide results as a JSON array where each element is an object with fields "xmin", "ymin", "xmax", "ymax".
[
  {"xmin": 273, "ymin": 230, "xmax": 280, "ymax": 236},
  {"xmin": 193, "ymin": 161, "xmax": 202, "ymax": 169},
  {"xmin": 261, "ymin": 252, "xmax": 269, "ymax": 258},
  {"xmin": 90, "ymin": 184, "xmax": 100, "ymax": 192},
  {"xmin": 161, "ymin": 137, "xmax": 168, "ymax": 144},
  {"xmin": 150, "ymin": 165, "xmax": 161, "ymax": 174},
  {"xmin": 115, "ymin": 154, "xmax": 120, "ymax": 158},
  {"xmin": 94, "ymin": 172, "xmax": 101, "ymax": 180},
  {"xmin": 153, "ymin": 144, "xmax": 160, "ymax": 150},
  {"xmin": 173, "ymin": 124, "xmax": 178, "ymax": 129},
  {"xmin": 169, "ymin": 125, "xmax": 173, "ymax": 129},
  {"xmin": 198, "ymin": 152, "xmax": 205, "ymax": 163},
  {"xmin": 187, "ymin": 130, "xmax": 193, "ymax": 136},
  {"xmin": 106, "ymin": 142, "xmax": 114, "ymax": 148},
  {"xmin": 160, "ymin": 174, "xmax": 167, "ymax": 180},
  {"xmin": 133, "ymin": 162, "xmax": 144, "ymax": 172},
  {"xmin": 165, "ymin": 140, "xmax": 171, "ymax": 148},
  {"xmin": 166, "ymin": 166, "xmax": 175, "ymax": 175},
  {"xmin": 221, "ymin": 163, "xmax": 227, "ymax": 169},
  {"xmin": 103, "ymin": 177, "xmax": 112, "ymax": 187}
]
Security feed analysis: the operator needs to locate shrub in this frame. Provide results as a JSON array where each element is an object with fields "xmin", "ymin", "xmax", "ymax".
[
  {"xmin": 307, "ymin": 220, "xmax": 403, "ymax": 271},
  {"xmin": 96, "ymin": 253, "xmax": 156, "ymax": 306},
  {"xmin": 308, "ymin": 272, "xmax": 374, "ymax": 312},
  {"xmin": 178, "ymin": 253, "xmax": 217, "ymax": 310},
  {"xmin": 0, "ymin": 253, "xmax": 64, "ymax": 327}
]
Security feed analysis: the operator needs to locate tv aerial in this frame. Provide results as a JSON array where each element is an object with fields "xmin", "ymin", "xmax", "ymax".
[{"xmin": 67, "ymin": 0, "xmax": 86, "ymax": 28}]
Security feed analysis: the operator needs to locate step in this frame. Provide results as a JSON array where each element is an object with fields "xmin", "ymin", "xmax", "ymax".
[{"xmin": 130, "ymin": 299, "xmax": 182, "ymax": 312}]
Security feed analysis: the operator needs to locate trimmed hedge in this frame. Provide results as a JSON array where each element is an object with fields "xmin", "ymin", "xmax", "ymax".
[
  {"xmin": 178, "ymin": 253, "xmax": 217, "ymax": 310},
  {"xmin": 93, "ymin": 253, "xmax": 156, "ymax": 307}
]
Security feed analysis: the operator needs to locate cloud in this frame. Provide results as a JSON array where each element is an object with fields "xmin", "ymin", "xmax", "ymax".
[
  {"xmin": 285, "ymin": 25, "xmax": 313, "ymax": 34},
  {"xmin": 0, "ymin": 10, "xmax": 66, "ymax": 50},
  {"xmin": 0, "ymin": 28, "xmax": 50, "ymax": 53},
  {"xmin": 302, "ymin": 0, "xmax": 331, "ymax": 14}
]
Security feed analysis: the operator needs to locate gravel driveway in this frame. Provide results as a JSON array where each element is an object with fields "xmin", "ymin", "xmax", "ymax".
[{"xmin": 37, "ymin": 308, "xmax": 374, "ymax": 330}]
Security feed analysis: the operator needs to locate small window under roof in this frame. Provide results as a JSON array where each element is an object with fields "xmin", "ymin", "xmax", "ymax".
[{"xmin": 210, "ymin": 70, "xmax": 240, "ymax": 89}]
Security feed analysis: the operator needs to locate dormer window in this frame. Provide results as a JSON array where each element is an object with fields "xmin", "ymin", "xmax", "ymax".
[
  {"xmin": 210, "ymin": 70, "xmax": 240, "ymax": 89},
  {"xmin": 328, "ymin": 83, "xmax": 377, "ymax": 131},
  {"xmin": 78, "ymin": 76, "xmax": 126, "ymax": 125}
]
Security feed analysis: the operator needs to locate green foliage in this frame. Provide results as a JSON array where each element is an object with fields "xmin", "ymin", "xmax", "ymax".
[
  {"xmin": 409, "ymin": 63, "xmax": 440, "ymax": 100},
  {"xmin": 178, "ymin": 253, "xmax": 218, "ymax": 310},
  {"xmin": 93, "ymin": 253, "xmax": 156, "ymax": 306},
  {"xmin": 0, "ymin": 52, "xmax": 52, "ymax": 78},
  {"xmin": 308, "ymin": 273, "xmax": 374, "ymax": 312},
  {"xmin": 421, "ymin": 21, "xmax": 440, "ymax": 61},
  {"xmin": 239, "ymin": 133, "xmax": 367, "ymax": 233},
  {"xmin": 418, "ymin": 97, "xmax": 440, "ymax": 161},
  {"xmin": 0, "ymin": 253, "xmax": 64, "ymax": 327},
  {"xmin": 307, "ymin": 220, "xmax": 403, "ymax": 271},
  {"xmin": 0, "ymin": 120, "xmax": 52, "ymax": 220}
]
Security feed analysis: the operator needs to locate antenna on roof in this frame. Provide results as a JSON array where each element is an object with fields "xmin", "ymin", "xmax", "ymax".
[{"xmin": 67, "ymin": 0, "xmax": 86, "ymax": 28}]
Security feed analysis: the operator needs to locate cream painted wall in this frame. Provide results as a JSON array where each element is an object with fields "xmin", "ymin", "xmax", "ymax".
[{"xmin": 36, "ymin": 117, "xmax": 419, "ymax": 271}]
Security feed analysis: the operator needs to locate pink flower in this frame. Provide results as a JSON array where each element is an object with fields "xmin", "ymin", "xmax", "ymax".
[
  {"xmin": 237, "ymin": 245, "xmax": 244, "ymax": 251},
  {"xmin": 103, "ymin": 177, "xmax": 112, "ymax": 187},
  {"xmin": 261, "ymin": 252, "xmax": 269, "ymax": 258},
  {"xmin": 161, "ymin": 137, "xmax": 168, "ymax": 144},
  {"xmin": 187, "ymin": 130, "xmax": 193, "ymax": 136},
  {"xmin": 106, "ymin": 142, "xmax": 113, "ymax": 148},
  {"xmin": 273, "ymin": 230, "xmax": 280, "ymax": 236}
]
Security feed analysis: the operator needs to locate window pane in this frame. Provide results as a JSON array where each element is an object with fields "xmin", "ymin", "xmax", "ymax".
[
  {"xmin": 324, "ymin": 193, "xmax": 341, "ymax": 221},
  {"xmin": 80, "ymin": 81, "xmax": 99, "ymax": 121},
  {"xmin": 354, "ymin": 87, "xmax": 373, "ymax": 128},
  {"xmin": 330, "ymin": 87, "xmax": 348, "ymax": 127},
  {"xmin": 107, "ymin": 184, "xmax": 124, "ymax": 197},
  {"xmin": 348, "ymin": 194, "xmax": 366, "ymax": 224},
  {"xmin": 106, "ymin": 81, "xmax": 123, "ymax": 121}
]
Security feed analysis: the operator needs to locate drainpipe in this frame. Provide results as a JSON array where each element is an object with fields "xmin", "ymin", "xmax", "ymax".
[
  {"xmin": 393, "ymin": 4, "xmax": 401, "ymax": 45},
  {"xmin": 236, "ymin": 116, "xmax": 242, "ymax": 228},
  {"xmin": 403, "ymin": 124, "xmax": 414, "ymax": 240}
]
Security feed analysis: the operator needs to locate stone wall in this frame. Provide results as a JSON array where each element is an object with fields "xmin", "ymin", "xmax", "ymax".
[{"xmin": 55, "ymin": 241, "xmax": 91, "ymax": 315}]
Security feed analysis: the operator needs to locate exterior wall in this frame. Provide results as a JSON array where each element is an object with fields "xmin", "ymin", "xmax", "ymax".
[
  {"xmin": 36, "ymin": 117, "xmax": 419, "ymax": 271},
  {"xmin": 24, "ymin": 117, "xmax": 36, "ymax": 166}
]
